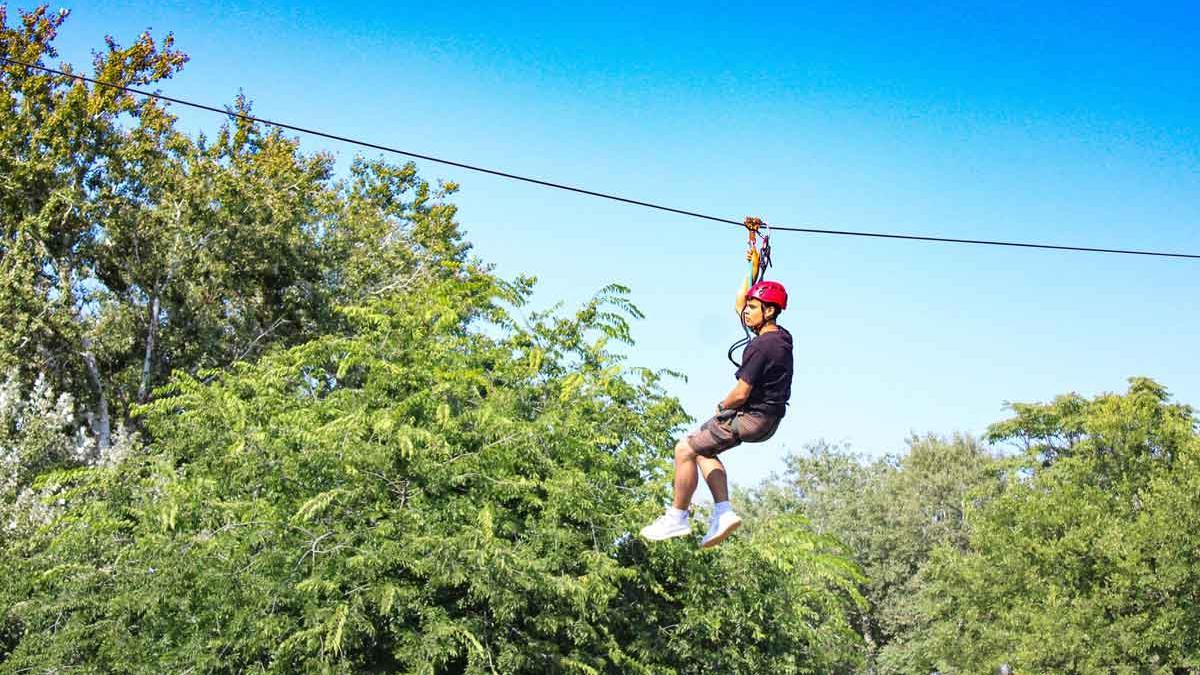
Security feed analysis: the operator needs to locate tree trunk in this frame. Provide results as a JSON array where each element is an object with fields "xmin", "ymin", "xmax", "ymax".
[
  {"xmin": 137, "ymin": 291, "xmax": 160, "ymax": 403},
  {"xmin": 61, "ymin": 255, "xmax": 111, "ymax": 454},
  {"xmin": 80, "ymin": 335, "xmax": 110, "ymax": 452}
]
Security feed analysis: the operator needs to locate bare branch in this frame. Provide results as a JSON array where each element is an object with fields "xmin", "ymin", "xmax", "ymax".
[{"xmin": 233, "ymin": 315, "xmax": 287, "ymax": 363}]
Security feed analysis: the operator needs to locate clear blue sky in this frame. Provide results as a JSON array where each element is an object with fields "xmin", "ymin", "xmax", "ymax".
[{"xmin": 43, "ymin": 1, "xmax": 1200, "ymax": 487}]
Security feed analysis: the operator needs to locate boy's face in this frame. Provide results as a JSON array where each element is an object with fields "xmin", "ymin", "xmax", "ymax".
[{"xmin": 742, "ymin": 298, "xmax": 769, "ymax": 327}]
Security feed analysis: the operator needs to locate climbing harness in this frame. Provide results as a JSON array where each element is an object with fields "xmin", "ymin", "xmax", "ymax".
[
  {"xmin": 727, "ymin": 217, "xmax": 773, "ymax": 368},
  {"xmin": 717, "ymin": 408, "xmax": 784, "ymax": 443}
]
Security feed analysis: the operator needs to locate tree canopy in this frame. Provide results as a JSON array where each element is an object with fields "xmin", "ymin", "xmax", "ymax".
[
  {"xmin": 1, "ymin": 7, "xmax": 867, "ymax": 672},
  {"xmin": 918, "ymin": 378, "xmax": 1200, "ymax": 672}
]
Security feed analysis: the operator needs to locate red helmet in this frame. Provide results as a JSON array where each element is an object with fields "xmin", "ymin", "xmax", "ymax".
[{"xmin": 746, "ymin": 281, "xmax": 788, "ymax": 310}]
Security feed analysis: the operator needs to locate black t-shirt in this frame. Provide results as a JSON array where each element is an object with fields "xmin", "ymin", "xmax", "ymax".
[{"xmin": 735, "ymin": 327, "xmax": 793, "ymax": 417}]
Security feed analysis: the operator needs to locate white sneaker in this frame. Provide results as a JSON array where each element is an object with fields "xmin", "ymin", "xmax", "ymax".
[
  {"xmin": 701, "ymin": 510, "xmax": 742, "ymax": 548},
  {"xmin": 639, "ymin": 513, "xmax": 691, "ymax": 541}
]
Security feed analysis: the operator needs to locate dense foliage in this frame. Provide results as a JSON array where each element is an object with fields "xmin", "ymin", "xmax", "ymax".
[
  {"xmin": 918, "ymin": 378, "xmax": 1200, "ymax": 672},
  {"xmin": 1, "ymin": 7, "xmax": 866, "ymax": 672},
  {"xmin": 0, "ymin": 275, "xmax": 863, "ymax": 673},
  {"xmin": 0, "ymin": 5, "xmax": 466, "ymax": 453},
  {"xmin": 752, "ymin": 379, "xmax": 1200, "ymax": 674},
  {"xmin": 748, "ymin": 434, "xmax": 1003, "ymax": 672}
]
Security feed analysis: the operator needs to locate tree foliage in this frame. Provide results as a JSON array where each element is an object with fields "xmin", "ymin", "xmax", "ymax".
[
  {"xmin": 0, "ymin": 7, "xmax": 866, "ymax": 671},
  {"xmin": 751, "ymin": 435, "xmax": 1001, "ymax": 673},
  {"xmin": 2, "ymin": 274, "xmax": 866, "ymax": 672},
  {"xmin": 1, "ymin": 4, "xmax": 465, "ymax": 454},
  {"xmin": 917, "ymin": 378, "xmax": 1200, "ymax": 673}
]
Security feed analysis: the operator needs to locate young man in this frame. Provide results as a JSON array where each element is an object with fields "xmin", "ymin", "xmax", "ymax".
[{"xmin": 640, "ymin": 280, "xmax": 793, "ymax": 547}]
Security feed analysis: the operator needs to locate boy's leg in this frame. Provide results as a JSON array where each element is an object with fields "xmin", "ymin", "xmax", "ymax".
[
  {"xmin": 672, "ymin": 438, "xmax": 701, "ymax": 510},
  {"xmin": 697, "ymin": 454, "xmax": 741, "ymax": 548},
  {"xmin": 697, "ymin": 455, "xmax": 729, "ymax": 503},
  {"xmin": 642, "ymin": 415, "xmax": 738, "ymax": 543},
  {"xmin": 640, "ymin": 437, "xmax": 701, "ymax": 542}
]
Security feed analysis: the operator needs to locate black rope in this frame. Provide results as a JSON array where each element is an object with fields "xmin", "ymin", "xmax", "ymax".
[
  {"xmin": 3, "ymin": 55, "xmax": 1199, "ymax": 261},
  {"xmin": 726, "ymin": 320, "xmax": 752, "ymax": 369}
]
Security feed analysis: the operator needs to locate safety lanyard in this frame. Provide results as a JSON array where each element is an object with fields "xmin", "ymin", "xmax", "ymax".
[{"xmin": 728, "ymin": 217, "xmax": 772, "ymax": 368}]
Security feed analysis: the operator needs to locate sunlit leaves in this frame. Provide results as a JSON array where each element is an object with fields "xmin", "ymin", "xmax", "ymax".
[{"xmin": 920, "ymin": 379, "xmax": 1200, "ymax": 672}]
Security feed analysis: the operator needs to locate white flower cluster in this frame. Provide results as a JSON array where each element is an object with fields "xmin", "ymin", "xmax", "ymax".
[
  {"xmin": 1, "ymin": 371, "xmax": 142, "ymax": 535},
  {"xmin": 4, "ymin": 485, "xmax": 58, "ymax": 533}
]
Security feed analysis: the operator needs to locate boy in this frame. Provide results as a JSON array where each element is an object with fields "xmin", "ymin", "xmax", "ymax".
[{"xmin": 640, "ymin": 281, "xmax": 792, "ymax": 547}]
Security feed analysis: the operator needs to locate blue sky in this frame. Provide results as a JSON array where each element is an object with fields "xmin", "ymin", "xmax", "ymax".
[{"xmin": 41, "ymin": 1, "xmax": 1200, "ymax": 487}]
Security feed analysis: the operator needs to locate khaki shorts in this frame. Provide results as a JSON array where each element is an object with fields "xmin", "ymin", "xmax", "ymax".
[{"xmin": 686, "ymin": 410, "xmax": 782, "ymax": 458}]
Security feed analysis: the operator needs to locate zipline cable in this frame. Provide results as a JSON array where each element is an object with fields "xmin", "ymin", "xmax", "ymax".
[{"xmin": 3, "ymin": 55, "xmax": 1199, "ymax": 262}]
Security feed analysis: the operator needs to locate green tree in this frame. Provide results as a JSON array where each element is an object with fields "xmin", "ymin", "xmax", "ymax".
[
  {"xmin": 751, "ymin": 434, "xmax": 1001, "ymax": 673},
  {"xmin": 1, "ymin": 5, "xmax": 464, "ymax": 454},
  {"xmin": 0, "ymin": 4, "xmax": 187, "ymax": 449},
  {"xmin": 1, "ymin": 8, "xmax": 868, "ymax": 671},
  {"xmin": 919, "ymin": 378, "xmax": 1200, "ymax": 672},
  {"xmin": 2, "ymin": 273, "xmax": 865, "ymax": 672}
]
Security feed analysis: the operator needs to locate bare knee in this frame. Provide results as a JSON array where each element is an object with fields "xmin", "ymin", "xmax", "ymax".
[
  {"xmin": 697, "ymin": 455, "xmax": 725, "ymax": 474},
  {"xmin": 674, "ymin": 438, "xmax": 698, "ymax": 462}
]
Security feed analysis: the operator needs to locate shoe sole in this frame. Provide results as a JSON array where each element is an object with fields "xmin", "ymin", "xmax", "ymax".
[
  {"xmin": 700, "ymin": 518, "xmax": 741, "ymax": 548},
  {"xmin": 640, "ymin": 527, "xmax": 691, "ymax": 542}
]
